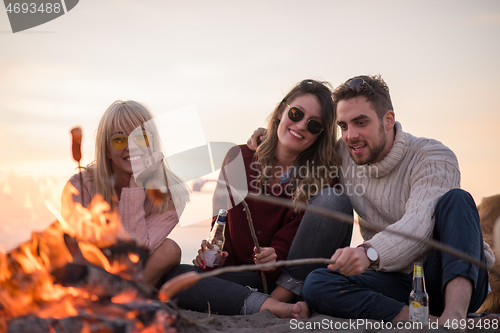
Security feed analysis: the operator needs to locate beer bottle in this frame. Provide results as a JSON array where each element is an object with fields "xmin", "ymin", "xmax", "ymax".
[
  {"xmin": 409, "ymin": 262, "xmax": 429, "ymax": 323},
  {"xmin": 204, "ymin": 209, "xmax": 227, "ymax": 267}
]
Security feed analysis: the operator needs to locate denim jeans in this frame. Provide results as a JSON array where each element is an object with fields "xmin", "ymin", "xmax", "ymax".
[
  {"xmin": 161, "ymin": 264, "xmax": 275, "ymax": 315},
  {"xmin": 160, "ymin": 187, "xmax": 353, "ymax": 315},
  {"xmin": 276, "ymin": 187, "xmax": 353, "ymax": 295},
  {"xmin": 302, "ymin": 189, "xmax": 489, "ymax": 321}
]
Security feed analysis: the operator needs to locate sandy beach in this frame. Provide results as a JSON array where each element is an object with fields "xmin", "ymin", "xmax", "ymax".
[{"xmin": 176, "ymin": 309, "xmax": 459, "ymax": 332}]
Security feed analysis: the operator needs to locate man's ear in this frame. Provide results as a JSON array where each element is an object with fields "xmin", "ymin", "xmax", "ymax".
[{"xmin": 384, "ymin": 110, "xmax": 395, "ymax": 130}]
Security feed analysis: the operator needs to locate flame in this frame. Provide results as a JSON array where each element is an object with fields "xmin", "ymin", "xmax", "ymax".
[
  {"xmin": 77, "ymin": 242, "xmax": 112, "ymax": 271},
  {"xmin": 60, "ymin": 182, "xmax": 126, "ymax": 246},
  {"xmin": 111, "ymin": 290, "xmax": 139, "ymax": 305},
  {"xmin": 0, "ymin": 182, "xmax": 154, "ymax": 330},
  {"xmin": 81, "ymin": 322, "xmax": 91, "ymax": 333},
  {"xmin": 128, "ymin": 252, "xmax": 140, "ymax": 263}
]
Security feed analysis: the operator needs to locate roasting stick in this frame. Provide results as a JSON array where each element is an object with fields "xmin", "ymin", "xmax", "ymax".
[
  {"xmin": 70, "ymin": 127, "xmax": 84, "ymax": 207},
  {"xmin": 165, "ymin": 178, "xmax": 499, "ymax": 303},
  {"xmin": 208, "ymin": 181, "xmax": 500, "ymax": 280},
  {"xmin": 216, "ymin": 172, "xmax": 269, "ymax": 294},
  {"xmin": 159, "ymin": 258, "xmax": 334, "ymax": 302},
  {"xmin": 243, "ymin": 191, "xmax": 500, "ymax": 277}
]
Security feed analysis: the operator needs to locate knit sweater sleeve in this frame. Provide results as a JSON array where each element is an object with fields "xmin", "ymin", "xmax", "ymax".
[
  {"xmin": 119, "ymin": 188, "xmax": 179, "ymax": 254},
  {"xmin": 368, "ymin": 144, "xmax": 461, "ymax": 272}
]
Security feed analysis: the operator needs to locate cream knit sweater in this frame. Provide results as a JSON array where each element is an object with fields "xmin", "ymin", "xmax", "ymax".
[{"xmin": 338, "ymin": 122, "xmax": 495, "ymax": 274}]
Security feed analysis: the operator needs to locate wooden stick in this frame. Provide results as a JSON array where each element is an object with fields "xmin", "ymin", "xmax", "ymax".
[
  {"xmin": 159, "ymin": 258, "xmax": 334, "ymax": 301},
  {"xmin": 214, "ymin": 176, "xmax": 500, "ymax": 279},
  {"xmin": 200, "ymin": 258, "xmax": 334, "ymax": 279},
  {"xmin": 241, "ymin": 191, "xmax": 500, "ymax": 277},
  {"xmin": 239, "ymin": 199, "xmax": 268, "ymax": 294},
  {"xmin": 215, "ymin": 177, "xmax": 268, "ymax": 294}
]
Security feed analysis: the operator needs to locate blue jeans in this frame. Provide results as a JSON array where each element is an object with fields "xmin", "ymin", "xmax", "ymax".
[
  {"xmin": 159, "ymin": 187, "xmax": 353, "ymax": 315},
  {"xmin": 302, "ymin": 189, "xmax": 489, "ymax": 321},
  {"xmin": 161, "ymin": 264, "xmax": 274, "ymax": 315},
  {"xmin": 276, "ymin": 187, "xmax": 353, "ymax": 295}
]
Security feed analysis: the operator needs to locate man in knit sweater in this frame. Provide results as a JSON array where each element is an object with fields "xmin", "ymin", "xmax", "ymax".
[{"xmin": 299, "ymin": 75, "xmax": 494, "ymax": 323}]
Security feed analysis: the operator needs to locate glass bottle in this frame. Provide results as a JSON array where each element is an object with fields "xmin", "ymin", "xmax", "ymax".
[
  {"xmin": 204, "ymin": 209, "xmax": 227, "ymax": 267},
  {"xmin": 409, "ymin": 262, "xmax": 429, "ymax": 323}
]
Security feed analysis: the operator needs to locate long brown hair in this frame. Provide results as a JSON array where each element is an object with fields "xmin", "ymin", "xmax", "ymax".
[{"xmin": 255, "ymin": 79, "xmax": 340, "ymax": 205}]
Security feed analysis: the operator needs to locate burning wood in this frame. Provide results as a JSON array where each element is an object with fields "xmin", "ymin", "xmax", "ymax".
[{"xmin": 0, "ymin": 187, "xmax": 184, "ymax": 333}]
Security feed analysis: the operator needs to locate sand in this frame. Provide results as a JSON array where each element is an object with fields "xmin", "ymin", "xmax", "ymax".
[{"xmin": 176, "ymin": 310, "xmax": 457, "ymax": 332}]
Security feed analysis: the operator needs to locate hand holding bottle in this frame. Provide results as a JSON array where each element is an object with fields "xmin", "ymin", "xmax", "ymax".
[
  {"xmin": 193, "ymin": 240, "xmax": 228, "ymax": 269},
  {"xmin": 193, "ymin": 209, "xmax": 228, "ymax": 268}
]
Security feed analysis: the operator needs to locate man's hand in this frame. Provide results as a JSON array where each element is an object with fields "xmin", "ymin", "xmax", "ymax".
[
  {"xmin": 247, "ymin": 128, "xmax": 266, "ymax": 151},
  {"xmin": 253, "ymin": 246, "xmax": 277, "ymax": 271},
  {"xmin": 327, "ymin": 247, "xmax": 371, "ymax": 276}
]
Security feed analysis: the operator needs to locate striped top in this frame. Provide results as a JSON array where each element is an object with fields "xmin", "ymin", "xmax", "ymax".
[{"xmin": 338, "ymin": 122, "xmax": 494, "ymax": 273}]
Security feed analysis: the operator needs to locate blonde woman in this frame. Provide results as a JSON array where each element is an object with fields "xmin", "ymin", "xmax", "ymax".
[{"xmin": 62, "ymin": 100, "xmax": 190, "ymax": 286}]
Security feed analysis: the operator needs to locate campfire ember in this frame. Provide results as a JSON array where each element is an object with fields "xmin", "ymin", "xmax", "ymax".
[{"xmin": 0, "ymin": 183, "xmax": 181, "ymax": 333}]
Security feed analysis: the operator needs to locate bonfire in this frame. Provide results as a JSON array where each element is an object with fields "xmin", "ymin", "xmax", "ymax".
[
  {"xmin": 0, "ymin": 128, "xmax": 183, "ymax": 333},
  {"xmin": 0, "ymin": 184, "xmax": 183, "ymax": 333}
]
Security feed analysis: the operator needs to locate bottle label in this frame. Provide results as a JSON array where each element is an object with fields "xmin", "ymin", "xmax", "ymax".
[
  {"xmin": 204, "ymin": 247, "xmax": 220, "ymax": 267},
  {"xmin": 413, "ymin": 265, "xmax": 424, "ymax": 277},
  {"xmin": 409, "ymin": 302, "xmax": 429, "ymax": 322}
]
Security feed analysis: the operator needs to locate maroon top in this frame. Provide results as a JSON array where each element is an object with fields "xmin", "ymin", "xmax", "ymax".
[{"xmin": 211, "ymin": 145, "xmax": 304, "ymax": 281}]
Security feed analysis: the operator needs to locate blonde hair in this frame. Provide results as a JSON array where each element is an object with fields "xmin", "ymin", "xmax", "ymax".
[
  {"xmin": 89, "ymin": 100, "xmax": 190, "ymax": 214},
  {"xmin": 256, "ymin": 80, "xmax": 340, "ymax": 205}
]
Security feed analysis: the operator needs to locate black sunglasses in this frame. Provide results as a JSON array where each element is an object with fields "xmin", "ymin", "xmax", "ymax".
[
  {"xmin": 287, "ymin": 105, "xmax": 324, "ymax": 135},
  {"xmin": 347, "ymin": 78, "xmax": 388, "ymax": 99}
]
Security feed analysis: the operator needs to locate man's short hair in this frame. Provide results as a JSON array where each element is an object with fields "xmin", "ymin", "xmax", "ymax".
[{"xmin": 333, "ymin": 74, "xmax": 394, "ymax": 119}]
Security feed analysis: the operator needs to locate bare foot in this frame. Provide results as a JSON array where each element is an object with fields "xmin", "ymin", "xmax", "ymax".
[
  {"xmin": 260, "ymin": 298, "xmax": 311, "ymax": 318},
  {"xmin": 292, "ymin": 301, "xmax": 311, "ymax": 319}
]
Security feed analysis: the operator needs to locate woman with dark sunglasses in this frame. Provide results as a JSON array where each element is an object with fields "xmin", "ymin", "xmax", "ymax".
[
  {"xmin": 62, "ymin": 100, "xmax": 190, "ymax": 286},
  {"xmin": 161, "ymin": 80, "xmax": 352, "ymax": 318}
]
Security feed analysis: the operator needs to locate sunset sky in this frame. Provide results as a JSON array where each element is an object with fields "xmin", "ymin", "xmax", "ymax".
[{"xmin": 1, "ymin": 1, "xmax": 499, "ymax": 262}]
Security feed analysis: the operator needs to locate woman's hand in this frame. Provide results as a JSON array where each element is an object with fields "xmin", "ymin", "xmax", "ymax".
[
  {"xmin": 193, "ymin": 240, "xmax": 208, "ymax": 268},
  {"xmin": 246, "ymin": 128, "xmax": 267, "ymax": 151},
  {"xmin": 253, "ymin": 246, "xmax": 277, "ymax": 271},
  {"xmin": 193, "ymin": 240, "xmax": 228, "ymax": 269},
  {"xmin": 129, "ymin": 151, "xmax": 164, "ymax": 188}
]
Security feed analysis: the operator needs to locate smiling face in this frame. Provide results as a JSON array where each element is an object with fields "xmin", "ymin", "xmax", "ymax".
[
  {"xmin": 276, "ymin": 93, "xmax": 323, "ymax": 159},
  {"xmin": 106, "ymin": 123, "xmax": 153, "ymax": 181},
  {"xmin": 337, "ymin": 96, "xmax": 395, "ymax": 165}
]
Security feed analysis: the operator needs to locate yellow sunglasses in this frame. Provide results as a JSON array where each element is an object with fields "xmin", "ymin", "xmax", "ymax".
[{"xmin": 109, "ymin": 131, "xmax": 153, "ymax": 151}]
